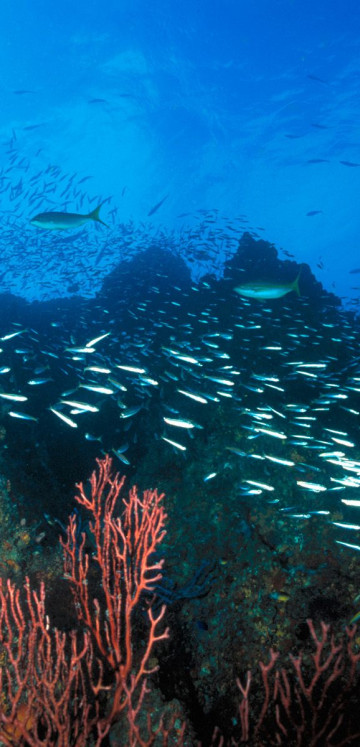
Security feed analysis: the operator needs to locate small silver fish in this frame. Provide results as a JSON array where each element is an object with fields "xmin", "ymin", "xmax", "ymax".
[
  {"xmin": 0, "ymin": 393, "xmax": 28, "ymax": 402},
  {"xmin": 177, "ymin": 389, "xmax": 208, "ymax": 404},
  {"xmin": 9, "ymin": 411, "xmax": 38, "ymax": 422},
  {"xmin": 112, "ymin": 448, "xmax": 131, "ymax": 465},
  {"xmin": 161, "ymin": 436, "xmax": 187, "ymax": 451},
  {"xmin": 85, "ymin": 332, "xmax": 110, "ymax": 347},
  {"xmin": 60, "ymin": 400, "xmax": 99, "ymax": 413},
  {"xmin": 163, "ymin": 417, "xmax": 196, "ymax": 429},
  {"xmin": 116, "ymin": 365, "xmax": 146, "ymax": 374},
  {"xmin": 27, "ymin": 377, "xmax": 53, "ymax": 385},
  {"xmin": 120, "ymin": 405, "xmax": 142, "ymax": 419},
  {"xmin": 80, "ymin": 384, "xmax": 114, "ymax": 395},
  {"xmin": 1, "ymin": 330, "xmax": 26, "ymax": 341},
  {"xmin": 49, "ymin": 408, "xmax": 78, "ymax": 428}
]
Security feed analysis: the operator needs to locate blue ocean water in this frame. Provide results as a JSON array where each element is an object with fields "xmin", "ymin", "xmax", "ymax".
[
  {"xmin": 1, "ymin": 0, "xmax": 359, "ymax": 303},
  {"xmin": 1, "ymin": 2, "xmax": 360, "ymax": 745}
]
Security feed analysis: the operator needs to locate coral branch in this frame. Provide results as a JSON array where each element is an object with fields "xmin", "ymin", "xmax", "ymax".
[
  {"xmin": 236, "ymin": 619, "xmax": 360, "ymax": 745},
  {"xmin": 0, "ymin": 578, "xmax": 94, "ymax": 746},
  {"xmin": 60, "ymin": 454, "xmax": 169, "ymax": 735}
]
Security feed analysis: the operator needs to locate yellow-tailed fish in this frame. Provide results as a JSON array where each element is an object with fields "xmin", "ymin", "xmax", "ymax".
[
  {"xmin": 30, "ymin": 202, "xmax": 108, "ymax": 230},
  {"xmin": 234, "ymin": 271, "xmax": 301, "ymax": 300}
]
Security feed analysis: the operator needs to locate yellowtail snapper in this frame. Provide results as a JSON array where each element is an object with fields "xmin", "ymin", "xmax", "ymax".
[
  {"xmin": 235, "ymin": 271, "xmax": 301, "ymax": 299},
  {"xmin": 30, "ymin": 202, "xmax": 109, "ymax": 230}
]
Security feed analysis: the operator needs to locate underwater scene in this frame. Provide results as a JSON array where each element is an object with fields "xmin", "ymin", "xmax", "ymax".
[{"xmin": 1, "ymin": 1, "xmax": 360, "ymax": 745}]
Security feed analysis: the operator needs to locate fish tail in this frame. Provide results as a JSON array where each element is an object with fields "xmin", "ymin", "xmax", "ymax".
[
  {"xmin": 87, "ymin": 202, "xmax": 109, "ymax": 227},
  {"xmin": 292, "ymin": 269, "xmax": 302, "ymax": 296}
]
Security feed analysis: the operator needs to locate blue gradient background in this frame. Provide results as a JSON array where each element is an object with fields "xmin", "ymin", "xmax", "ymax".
[{"xmin": 1, "ymin": 0, "xmax": 359, "ymax": 302}]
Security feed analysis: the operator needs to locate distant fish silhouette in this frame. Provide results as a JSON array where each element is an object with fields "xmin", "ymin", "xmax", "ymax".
[
  {"xmin": 306, "ymin": 210, "xmax": 323, "ymax": 216},
  {"xmin": 307, "ymin": 74, "xmax": 329, "ymax": 85},
  {"xmin": 147, "ymin": 194, "xmax": 169, "ymax": 216},
  {"xmin": 78, "ymin": 176, "xmax": 93, "ymax": 184},
  {"xmin": 340, "ymin": 160, "xmax": 360, "ymax": 167},
  {"xmin": 23, "ymin": 124, "xmax": 45, "ymax": 131}
]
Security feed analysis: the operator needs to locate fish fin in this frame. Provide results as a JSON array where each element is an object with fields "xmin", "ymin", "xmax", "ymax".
[
  {"xmin": 292, "ymin": 270, "xmax": 302, "ymax": 296},
  {"xmin": 87, "ymin": 202, "xmax": 109, "ymax": 227}
]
